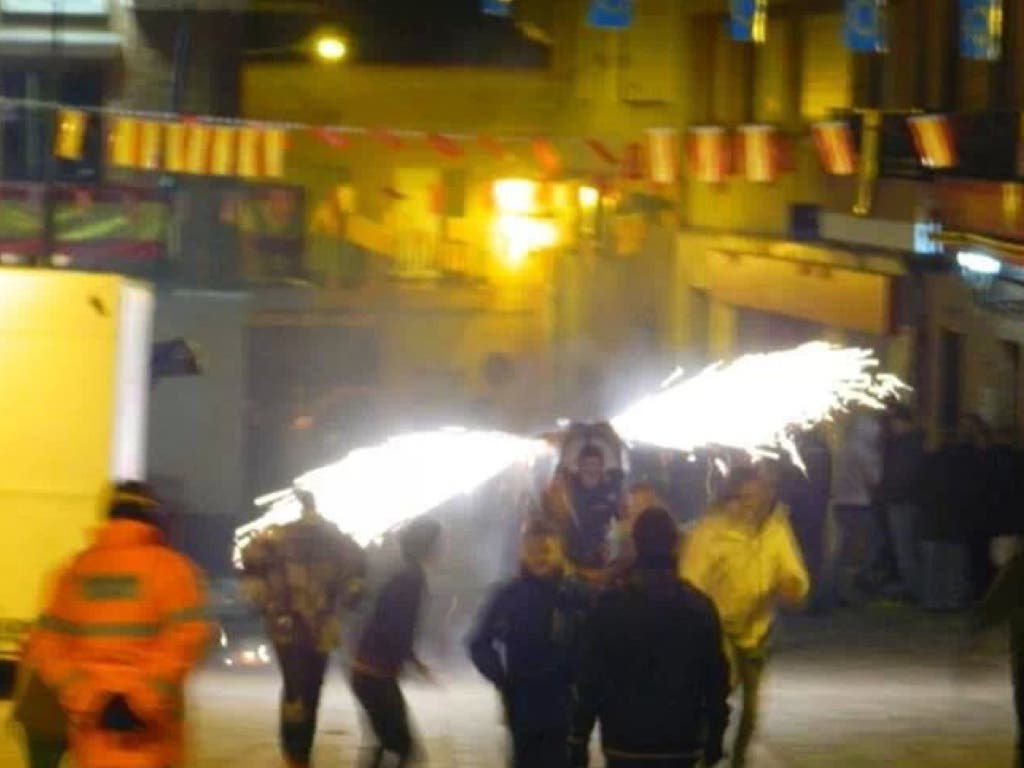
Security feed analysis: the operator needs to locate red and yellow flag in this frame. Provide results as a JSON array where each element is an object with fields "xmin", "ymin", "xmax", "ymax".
[
  {"xmin": 811, "ymin": 121, "xmax": 857, "ymax": 175},
  {"xmin": 211, "ymin": 125, "xmax": 237, "ymax": 176},
  {"xmin": 54, "ymin": 109, "xmax": 87, "ymax": 161},
  {"xmin": 735, "ymin": 124, "xmax": 779, "ymax": 183},
  {"xmin": 138, "ymin": 121, "xmax": 163, "ymax": 171},
  {"xmin": 185, "ymin": 122, "xmax": 212, "ymax": 175},
  {"xmin": 164, "ymin": 122, "xmax": 188, "ymax": 173},
  {"xmin": 237, "ymin": 126, "xmax": 261, "ymax": 179},
  {"xmin": 109, "ymin": 117, "xmax": 140, "ymax": 168},
  {"xmin": 907, "ymin": 114, "xmax": 957, "ymax": 169},
  {"xmin": 646, "ymin": 127, "xmax": 679, "ymax": 186},
  {"xmin": 262, "ymin": 128, "xmax": 287, "ymax": 179},
  {"xmin": 687, "ymin": 126, "xmax": 729, "ymax": 184}
]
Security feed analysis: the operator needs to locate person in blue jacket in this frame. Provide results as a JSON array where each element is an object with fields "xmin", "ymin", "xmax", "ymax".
[{"xmin": 468, "ymin": 519, "xmax": 590, "ymax": 768}]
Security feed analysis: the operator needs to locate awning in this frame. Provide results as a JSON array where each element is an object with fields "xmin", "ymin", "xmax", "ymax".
[{"xmin": 0, "ymin": 28, "xmax": 120, "ymax": 59}]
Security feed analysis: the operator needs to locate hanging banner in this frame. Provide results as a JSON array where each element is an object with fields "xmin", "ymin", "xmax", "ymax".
[
  {"xmin": 237, "ymin": 126, "xmax": 262, "ymax": 179},
  {"xmin": 54, "ymin": 109, "xmax": 87, "ymax": 161},
  {"xmin": 184, "ymin": 123, "xmax": 212, "ymax": 175},
  {"xmin": 109, "ymin": 117, "xmax": 139, "ymax": 168},
  {"xmin": 164, "ymin": 122, "xmax": 187, "ymax": 174},
  {"xmin": 211, "ymin": 125, "xmax": 237, "ymax": 177},
  {"xmin": 811, "ymin": 121, "xmax": 857, "ymax": 175},
  {"xmin": 138, "ymin": 121, "xmax": 162, "ymax": 171},
  {"xmin": 480, "ymin": 0, "xmax": 512, "ymax": 17},
  {"xmin": 843, "ymin": 0, "xmax": 887, "ymax": 53},
  {"xmin": 730, "ymin": 0, "xmax": 768, "ymax": 43},
  {"xmin": 370, "ymin": 128, "xmax": 403, "ymax": 151},
  {"xmin": 478, "ymin": 134, "xmax": 509, "ymax": 159},
  {"xmin": 687, "ymin": 126, "xmax": 729, "ymax": 184},
  {"xmin": 620, "ymin": 141, "xmax": 644, "ymax": 180},
  {"xmin": 907, "ymin": 114, "xmax": 957, "ymax": 169},
  {"xmin": 587, "ymin": 0, "xmax": 632, "ymax": 29},
  {"xmin": 646, "ymin": 127, "xmax": 679, "ymax": 185},
  {"xmin": 735, "ymin": 125, "xmax": 779, "ymax": 183},
  {"xmin": 263, "ymin": 128, "xmax": 287, "ymax": 179},
  {"xmin": 313, "ymin": 127, "xmax": 352, "ymax": 150},
  {"xmin": 960, "ymin": 0, "xmax": 1003, "ymax": 61}
]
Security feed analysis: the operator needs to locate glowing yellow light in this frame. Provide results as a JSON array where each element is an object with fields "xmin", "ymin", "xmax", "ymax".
[
  {"xmin": 314, "ymin": 35, "xmax": 348, "ymax": 62},
  {"xmin": 493, "ymin": 215, "xmax": 558, "ymax": 268},
  {"xmin": 578, "ymin": 186, "xmax": 600, "ymax": 210},
  {"xmin": 493, "ymin": 179, "xmax": 537, "ymax": 216}
]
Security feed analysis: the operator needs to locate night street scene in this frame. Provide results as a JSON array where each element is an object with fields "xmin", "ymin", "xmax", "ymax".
[{"xmin": 5, "ymin": 1, "xmax": 1024, "ymax": 767}]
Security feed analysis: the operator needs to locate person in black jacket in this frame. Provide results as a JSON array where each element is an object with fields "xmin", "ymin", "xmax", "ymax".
[
  {"xmin": 351, "ymin": 517, "xmax": 442, "ymax": 768},
  {"xmin": 878, "ymin": 406, "xmax": 925, "ymax": 603},
  {"xmin": 574, "ymin": 507, "xmax": 729, "ymax": 768},
  {"xmin": 468, "ymin": 520, "xmax": 590, "ymax": 768}
]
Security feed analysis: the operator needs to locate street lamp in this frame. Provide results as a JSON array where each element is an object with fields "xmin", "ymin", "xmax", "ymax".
[
  {"xmin": 314, "ymin": 34, "xmax": 347, "ymax": 63},
  {"xmin": 247, "ymin": 29, "xmax": 351, "ymax": 63}
]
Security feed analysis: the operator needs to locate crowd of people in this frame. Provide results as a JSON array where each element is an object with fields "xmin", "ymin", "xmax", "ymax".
[{"xmin": 11, "ymin": 406, "xmax": 1024, "ymax": 768}]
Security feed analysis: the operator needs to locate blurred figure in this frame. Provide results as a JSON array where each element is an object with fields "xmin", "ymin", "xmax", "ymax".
[
  {"xmin": 468, "ymin": 520, "xmax": 589, "ymax": 768},
  {"xmin": 25, "ymin": 481, "xmax": 213, "ymax": 768},
  {"xmin": 351, "ymin": 517, "xmax": 442, "ymax": 768},
  {"xmin": 775, "ymin": 429, "xmax": 832, "ymax": 612},
  {"xmin": 564, "ymin": 444, "xmax": 623, "ymax": 575},
  {"xmin": 240, "ymin": 489, "xmax": 367, "ymax": 768},
  {"xmin": 965, "ymin": 546, "xmax": 1024, "ymax": 767},
  {"xmin": 681, "ymin": 467, "xmax": 809, "ymax": 768},
  {"xmin": 574, "ymin": 507, "xmax": 729, "ymax": 768},
  {"xmin": 12, "ymin": 636, "xmax": 67, "ymax": 768},
  {"xmin": 607, "ymin": 481, "xmax": 663, "ymax": 572},
  {"xmin": 877, "ymin": 405, "xmax": 925, "ymax": 603},
  {"xmin": 958, "ymin": 414, "xmax": 997, "ymax": 601},
  {"xmin": 831, "ymin": 412, "xmax": 884, "ymax": 602}
]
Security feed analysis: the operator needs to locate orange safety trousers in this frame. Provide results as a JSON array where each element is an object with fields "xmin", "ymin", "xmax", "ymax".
[{"xmin": 26, "ymin": 519, "xmax": 213, "ymax": 768}]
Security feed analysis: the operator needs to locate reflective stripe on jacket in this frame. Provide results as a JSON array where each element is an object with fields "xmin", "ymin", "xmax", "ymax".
[{"xmin": 27, "ymin": 519, "xmax": 213, "ymax": 768}]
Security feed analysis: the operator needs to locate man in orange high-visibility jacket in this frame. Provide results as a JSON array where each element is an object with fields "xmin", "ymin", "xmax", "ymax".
[{"xmin": 26, "ymin": 481, "xmax": 213, "ymax": 768}]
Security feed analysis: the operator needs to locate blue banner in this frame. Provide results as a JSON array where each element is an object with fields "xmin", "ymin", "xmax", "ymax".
[
  {"xmin": 960, "ymin": 0, "xmax": 1002, "ymax": 60},
  {"xmin": 586, "ymin": 0, "xmax": 632, "ymax": 29},
  {"xmin": 730, "ymin": 0, "xmax": 767, "ymax": 43},
  {"xmin": 843, "ymin": 0, "xmax": 886, "ymax": 53},
  {"xmin": 481, "ymin": 0, "xmax": 511, "ymax": 18}
]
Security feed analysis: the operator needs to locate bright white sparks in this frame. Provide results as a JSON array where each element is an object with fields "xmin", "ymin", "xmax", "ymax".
[
  {"xmin": 611, "ymin": 342, "xmax": 906, "ymax": 468},
  {"xmin": 233, "ymin": 428, "xmax": 550, "ymax": 564},
  {"xmin": 234, "ymin": 343, "xmax": 906, "ymax": 561}
]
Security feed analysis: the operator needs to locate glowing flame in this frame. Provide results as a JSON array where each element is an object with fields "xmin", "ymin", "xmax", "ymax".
[
  {"xmin": 234, "ymin": 343, "xmax": 906, "ymax": 562},
  {"xmin": 611, "ymin": 342, "xmax": 906, "ymax": 468},
  {"xmin": 233, "ymin": 429, "xmax": 550, "ymax": 565}
]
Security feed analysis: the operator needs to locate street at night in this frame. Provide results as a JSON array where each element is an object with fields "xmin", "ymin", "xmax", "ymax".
[{"xmin": 182, "ymin": 609, "xmax": 1013, "ymax": 768}]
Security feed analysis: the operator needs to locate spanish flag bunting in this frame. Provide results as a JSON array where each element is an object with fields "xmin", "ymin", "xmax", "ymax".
[
  {"xmin": 185, "ymin": 122, "xmax": 212, "ymax": 175},
  {"xmin": 735, "ymin": 124, "xmax": 779, "ymax": 183},
  {"xmin": 585, "ymin": 138, "xmax": 618, "ymax": 165},
  {"xmin": 237, "ymin": 126, "xmax": 262, "ymax": 178},
  {"xmin": 477, "ymin": 134, "xmax": 508, "ymax": 159},
  {"xmin": 164, "ymin": 122, "xmax": 188, "ymax": 174},
  {"xmin": 263, "ymin": 127, "xmax": 287, "ymax": 179},
  {"xmin": 313, "ymin": 127, "xmax": 351, "ymax": 150},
  {"xmin": 109, "ymin": 117, "xmax": 140, "ymax": 168},
  {"xmin": 811, "ymin": 121, "xmax": 857, "ymax": 176},
  {"xmin": 531, "ymin": 138, "xmax": 561, "ymax": 176},
  {"xmin": 620, "ymin": 141, "xmax": 644, "ymax": 180},
  {"xmin": 54, "ymin": 109, "xmax": 87, "ymax": 161},
  {"xmin": 427, "ymin": 132, "xmax": 464, "ymax": 158},
  {"xmin": 138, "ymin": 121, "xmax": 163, "ymax": 171},
  {"xmin": 211, "ymin": 125, "xmax": 237, "ymax": 177},
  {"xmin": 907, "ymin": 114, "xmax": 957, "ymax": 169},
  {"xmin": 646, "ymin": 127, "xmax": 679, "ymax": 185},
  {"xmin": 687, "ymin": 126, "xmax": 729, "ymax": 184}
]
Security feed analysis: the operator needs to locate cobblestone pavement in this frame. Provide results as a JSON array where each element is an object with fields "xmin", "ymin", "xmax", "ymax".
[{"xmin": 1, "ymin": 607, "xmax": 1017, "ymax": 767}]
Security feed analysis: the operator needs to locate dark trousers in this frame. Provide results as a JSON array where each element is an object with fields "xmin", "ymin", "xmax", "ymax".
[
  {"xmin": 569, "ymin": 700, "xmax": 596, "ymax": 767},
  {"xmin": 275, "ymin": 642, "xmax": 329, "ymax": 765},
  {"xmin": 22, "ymin": 737, "xmax": 66, "ymax": 768},
  {"xmin": 511, "ymin": 727, "xmax": 569, "ymax": 768},
  {"xmin": 1014, "ymin": 651, "xmax": 1024, "ymax": 768},
  {"xmin": 351, "ymin": 672, "xmax": 414, "ymax": 767},
  {"xmin": 731, "ymin": 643, "xmax": 767, "ymax": 768},
  {"xmin": 606, "ymin": 758, "xmax": 698, "ymax": 768}
]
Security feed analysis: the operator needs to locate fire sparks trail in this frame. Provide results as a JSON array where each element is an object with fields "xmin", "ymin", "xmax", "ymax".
[
  {"xmin": 611, "ymin": 342, "xmax": 906, "ymax": 467},
  {"xmin": 233, "ymin": 429, "xmax": 550, "ymax": 564},
  {"xmin": 234, "ymin": 343, "xmax": 906, "ymax": 561}
]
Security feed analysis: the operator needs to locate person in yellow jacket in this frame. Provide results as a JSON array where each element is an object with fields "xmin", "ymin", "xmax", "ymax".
[
  {"xmin": 680, "ymin": 465, "xmax": 809, "ymax": 768},
  {"xmin": 25, "ymin": 481, "xmax": 213, "ymax": 768}
]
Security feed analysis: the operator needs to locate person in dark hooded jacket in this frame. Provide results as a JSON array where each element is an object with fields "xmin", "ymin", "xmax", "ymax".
[
  {"xmin": 574, "ymin": 507, "xmax": 729, "ymax": 768},
  {"xmin": 468, "ymin": 520, "xmax": 590, "ymax": 768}
]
